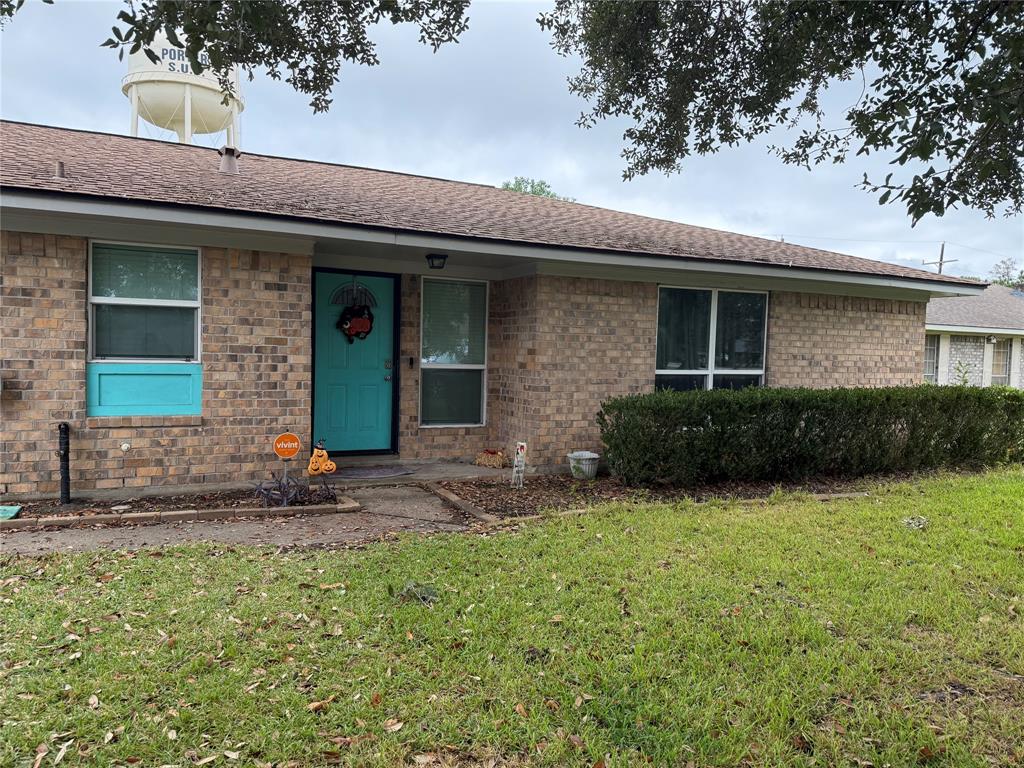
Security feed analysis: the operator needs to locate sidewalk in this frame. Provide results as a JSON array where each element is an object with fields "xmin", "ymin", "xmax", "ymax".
[{"xmin": 0, "ymin": 485, "xmax": 472, "ymax": 556}]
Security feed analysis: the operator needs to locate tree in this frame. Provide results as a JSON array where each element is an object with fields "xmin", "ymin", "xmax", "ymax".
[
  {"xmin": 539, "ymin": 1, "xmax": 1024, "ymax": 222},
  {"xmin": 0, "ymin": 0, "xmax": 470, "ymax": 113},
  {"xmin": 4, "ymin": 1, "xmax": 1021, "ymax": 223},
  {"xmin": 500, "ymin": 176, "xmax": 574, "ymax": 201},
  {"xmin": 989, "ymin": 257, "xmax": 1024, "ymax": 289}
]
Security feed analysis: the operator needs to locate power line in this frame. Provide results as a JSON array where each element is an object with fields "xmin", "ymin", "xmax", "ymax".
[{"xmin": 757, "ymin": 232, "xmax": 1018, "ymax": 262}]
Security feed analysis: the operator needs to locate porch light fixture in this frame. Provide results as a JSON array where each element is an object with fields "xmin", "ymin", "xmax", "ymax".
[
  {"xmin": 425, "ymin": 253, "xmax": 448, "ymax": 270},
  {"xmin": 986, "ymin": 335, "xmax": 998, "ymax": 344}
]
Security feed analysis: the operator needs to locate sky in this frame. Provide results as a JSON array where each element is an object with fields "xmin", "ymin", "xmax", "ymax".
[{"xmin": 1, "ymin": 0, "xmax": 1020, "ymax": 278}]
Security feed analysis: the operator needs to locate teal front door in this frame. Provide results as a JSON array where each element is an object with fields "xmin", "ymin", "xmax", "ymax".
[{"xmin": 313, "ymin": 271, "xmax": 395, "ymax": 452}]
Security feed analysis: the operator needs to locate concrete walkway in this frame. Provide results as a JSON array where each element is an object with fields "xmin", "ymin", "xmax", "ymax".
[{"xmin": 0, "ymin": 485, "xmax": 471, "ymax": 557}]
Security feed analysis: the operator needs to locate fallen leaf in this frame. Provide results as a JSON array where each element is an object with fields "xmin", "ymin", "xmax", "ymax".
[
  {"xmin": 224, "ymin": 750, "xmax": 240, "ymax": 760},
  {"xmin": 167, "ymin": 729, "xmax": 177, "ymax": 741},
  {"xmin": 383, "ymin": 718, "xmax": 404, "ymax": 733},
  {"xmin": 370, "ymin": 692, "xmax": 382, "ymax": 708},
  {"xmin": 195, "ymin": 756, "xmax": 218, "ymax": 766},
  {"xmin": 515, "ymin": 703, "xmax": 529, "ymax": 718},
  {"xmin": 53, "ymin": 740, "xmax": 73, "ymax": 765},
  {"xmin": 32, "ymin": 743, "xmax": 48, "ymax": 768},
  {"xmin": 319, "ymin": 583, "xmax": 343, "ymax": 590},
  {"xmin": 308, "ymin": 694, "xmax": 337, "ymax": 712},
  {"xmin": 549, "ymin": 615, "xmax": 564, "ymax": 624},
  {"xmin": 544, "ymin": 698, "xmax": 560, "ymax": 712},
  {"xmin": 88, "ymin": 694, "xmax": 99, "ymax": 709}
]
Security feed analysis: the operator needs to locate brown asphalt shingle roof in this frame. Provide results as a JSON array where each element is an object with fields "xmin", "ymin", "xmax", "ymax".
[
  {"xmin": 0, "ymin": 120, "xmax": 979, "ymax": 287},
  {"xmin": 927, "ymin": 284, "xmax": 1024, "ymax": 331}
]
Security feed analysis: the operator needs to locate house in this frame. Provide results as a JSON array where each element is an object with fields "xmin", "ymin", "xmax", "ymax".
[
  {"xmin": 924, "ymin": 284, "xmax": 1024, "ymax": 387},
  {"xmin": 0, "ymin": 121, "xmax": 983, "ymax": 496}
]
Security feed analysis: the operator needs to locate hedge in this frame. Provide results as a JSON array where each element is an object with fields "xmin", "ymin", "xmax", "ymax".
[{"xmin": 597, "ymin": 386, "xmax": 1024, "ymax": 487}]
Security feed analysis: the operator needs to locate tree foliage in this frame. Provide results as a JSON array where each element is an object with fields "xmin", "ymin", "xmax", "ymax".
[
  {"xmin": 1, "ymin": 0, "xmax": 470, "ymax": 113},
  {"xmin": 989, "ymin": 257, "xmax": 1024, "ymax": 289},
  {"xmin": 540, "ymin": 0, "xmax": 1024, "ymax": 222},
  {"xmin": 3, "ymin": 0, "xmax": 1022, "ymax": 223},
  {"xmin": 500, "ymin": 176, "xmax": 574, "ymax": 201}
]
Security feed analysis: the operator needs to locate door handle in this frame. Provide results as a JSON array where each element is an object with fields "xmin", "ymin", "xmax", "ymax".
[{"xmin": 384, "ymin": 375, "xmax": 392, "ymax": 382}]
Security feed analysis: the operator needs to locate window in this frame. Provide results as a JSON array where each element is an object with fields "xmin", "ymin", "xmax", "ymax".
[
  {"xmin": 656, "ymin": 287, "xmax": 767, "ymax": 390},
  {"xmin": 991, "ymin": 338, "xmax": 1012, "ymax": 386},
  {"xmin": 923, "ymin": 334, "xmax": 940, "ymax": 383},
  {"xmin": 420, "ymin": 278, "xmax": 487, "ymax": 426},
  {"xmin": 89, "ymin": 243, "xmax": 200, "ymax": 360}
]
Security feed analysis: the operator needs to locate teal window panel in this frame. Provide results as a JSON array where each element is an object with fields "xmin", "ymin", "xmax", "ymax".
[{"xmin": 86, "ymin": 363, "xmax": 202, "ymax": 417}]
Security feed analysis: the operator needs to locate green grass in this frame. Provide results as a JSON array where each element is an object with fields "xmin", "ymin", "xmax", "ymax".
[{"xmin": 2, "ymin": 469, "xmax": 1023, "ymax": 767}]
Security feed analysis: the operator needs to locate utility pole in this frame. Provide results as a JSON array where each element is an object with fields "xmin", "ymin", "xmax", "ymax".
[{"xmin": 923, "ymin": 242, "xmax": 957, "ymax": 274}]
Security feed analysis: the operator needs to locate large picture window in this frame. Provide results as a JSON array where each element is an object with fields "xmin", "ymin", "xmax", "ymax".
[
  {"xmin": 656, "ymin": 287, "xmax": 767, "ymax": 390},
  {"xmin": 89, "ymin": 243, "xmax": 200, "ymax": 361},
  {"xmin": 420, "ymin": 278, "xmax": 487, "ymax": 426}
]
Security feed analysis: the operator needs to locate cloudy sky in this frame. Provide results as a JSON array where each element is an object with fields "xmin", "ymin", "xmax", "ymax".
[{"xmin": 2, "ymin": 0, "xmax": 1020, "ymax": 277}]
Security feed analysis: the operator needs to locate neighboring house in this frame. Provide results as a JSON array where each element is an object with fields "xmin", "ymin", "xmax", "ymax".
[
  {"xmin": 925, "ymin": 284, "xmax": 1024, "ymax": 388},
  {"xmin": 0, "ymin": 121, "xmax": 982, "ymax": 496}
]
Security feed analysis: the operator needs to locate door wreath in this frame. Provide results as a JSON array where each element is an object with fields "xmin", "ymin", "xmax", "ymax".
[{"xmin": 337, "ymin": 304, "xmax": 374, "ymax": 343}]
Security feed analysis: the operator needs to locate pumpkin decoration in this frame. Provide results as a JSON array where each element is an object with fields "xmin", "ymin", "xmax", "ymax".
[{"xmin": 307, "ymin": 440, "xmax": 337, "ymax": 476}]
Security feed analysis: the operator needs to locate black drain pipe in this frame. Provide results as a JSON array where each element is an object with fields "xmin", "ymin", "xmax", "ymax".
[{"xmin": 58, "ymin": 422, "xmax": 71, "ymax": 504}]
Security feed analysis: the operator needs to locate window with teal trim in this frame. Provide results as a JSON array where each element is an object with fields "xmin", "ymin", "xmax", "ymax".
[{"xmin": 87, "ymin": 243, "xmax": 202, "ymax": 416}]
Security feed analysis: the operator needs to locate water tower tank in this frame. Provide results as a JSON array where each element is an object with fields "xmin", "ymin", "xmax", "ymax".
[{"xmin": 122, "ymin": 32, "xmax": 244, "ymax": 146}]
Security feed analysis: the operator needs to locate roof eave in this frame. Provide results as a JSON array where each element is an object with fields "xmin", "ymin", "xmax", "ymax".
[{"xmin": 0, "ymin": 185, "xmax": 986, "ymax": 297}]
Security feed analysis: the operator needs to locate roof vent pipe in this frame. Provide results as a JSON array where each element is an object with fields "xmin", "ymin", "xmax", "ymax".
[
  {"xmin": 53, "ymin": 160, "xmax": 66, "ymax": 179},
  {"xmin": 218, "ymin": 146, "xmax": 241, "ymax": 174}
]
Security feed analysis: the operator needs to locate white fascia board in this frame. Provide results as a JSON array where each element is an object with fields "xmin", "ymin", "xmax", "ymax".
[
  {"xmin": 1, "ymin": 189, "xmax": 984, "ymax": 297},
  {"xmin": 926, "ymin": 323, "xmax": 1024, "ymax": 336}
]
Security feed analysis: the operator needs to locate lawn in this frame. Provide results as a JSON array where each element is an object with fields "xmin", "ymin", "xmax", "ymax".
[{"xmin": 2, "ymin": 469, "xmax": 1022, "ymax": 767}]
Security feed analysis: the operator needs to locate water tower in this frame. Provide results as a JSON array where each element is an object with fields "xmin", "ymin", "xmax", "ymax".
[{"xmin": 122, "ymin": 32, "xmax": 244, "ymax": 146}]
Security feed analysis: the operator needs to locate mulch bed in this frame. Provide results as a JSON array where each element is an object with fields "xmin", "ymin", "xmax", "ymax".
[
  {"xmin": 10, "ymin": 487, "xmax": 338, "ymax": 520},
  {"xmin": 439, "ymin": 472, "xmax": 906, "ymax": 518}
]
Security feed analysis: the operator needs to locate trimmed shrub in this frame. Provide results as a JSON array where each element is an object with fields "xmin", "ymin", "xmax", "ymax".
[{"xmin": 597, "ymin": 386, "xmax": 1024, "ymax": 487}]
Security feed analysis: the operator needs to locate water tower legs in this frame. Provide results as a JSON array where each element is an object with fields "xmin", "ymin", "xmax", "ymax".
[
  {"xmin": 129, "ymin": 85, "xmax": 139, "ymax": 137},
  {"xmin": 183, "ymin": 84, "xmax": 193, "ymax": 144}
]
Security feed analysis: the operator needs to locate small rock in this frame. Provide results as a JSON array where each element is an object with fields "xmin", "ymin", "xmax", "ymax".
[{"xmin": 110, "ymin": 505, "xmax": 132, "ymax": 512}]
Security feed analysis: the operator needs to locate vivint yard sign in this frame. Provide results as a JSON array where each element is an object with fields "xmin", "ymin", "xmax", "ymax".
[{"xmin": 273, "ymin": 432, "xmax": 301, "ymax": 460}]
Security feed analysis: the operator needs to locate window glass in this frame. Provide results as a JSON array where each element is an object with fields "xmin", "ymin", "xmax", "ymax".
[
  {"xmin": 715, "ymin": 292, "xmax": 766, "ymax": 369},
  {"xmin": 657, "ymin": 288, "xmax": 711, "ymax": 370},
  {"xmin": 991, "ymin": 339, "xmax": 1012, "ymax": 386},
  {"xmin": 421, "ymin": 369, "xmax": 483, "ymax": 425},
  {"xmin": 923, "ymin": 335, "xmax": 939, "ymax": 382},
  {"xmin": 92, "ymin": 244, "xmax": 199, "ymax": 301},
  {"xmin": 712, "ymin": 374, "xmax": 763, "ymax": 390},
  {"xmin": 655, "ymin": 373, "xmax": 708, "ymax": 391},
  {"xmin": 94, "ymin": 305, "xmax": 196, "ymax": 359},
  {"xmin": 421, "ymin": 280, "xmax": 487, "ymax": 365}
]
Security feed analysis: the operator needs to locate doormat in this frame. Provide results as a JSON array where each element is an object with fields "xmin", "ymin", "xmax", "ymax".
[{"xmin": 334, "ymin": 466, "xmax": 418, "ymax": 480}]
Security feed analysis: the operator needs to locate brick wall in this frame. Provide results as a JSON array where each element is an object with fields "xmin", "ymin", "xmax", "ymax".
[
  {"xmin": 397, "ymin": 274, "xmax": 657, "ymax": 466},
  {"xmin": 2, "ymin": 228, "xmax": 936, "ymax": 495},
  {"xmin": 1, "ymin": 231, "xmax": 311, "ymax": 496},
  {"xmin": 766, "ymin": 292, "xmax": 926, "ymax": 387},
  {"xmin": 946, "ymin": 335, "xmax": 986, "ymax": 385},
  {"xmin": 526, "ymin": 276, "xmax": 657, "ymax": 464},
  {"xmin": 1, "ymin": 232, "xmax": 88, "ymax": 495}
]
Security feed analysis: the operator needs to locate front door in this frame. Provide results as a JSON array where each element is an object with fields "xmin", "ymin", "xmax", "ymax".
[{"xmin": 313, "ymin": 271, "xmax": 395, "ymax": 452}]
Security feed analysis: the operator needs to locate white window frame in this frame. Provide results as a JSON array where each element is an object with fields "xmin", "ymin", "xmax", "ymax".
[
  {"xmin": 88, "ymin": 239, "xmax": 202, "ymax": 363},
  {"xmin": 418, "ymin": 276, "xmax": 488, "ymax": 428},
  {"xmin": 655, "ymin": 286, "xmax": 769, "ymax": 389},
  {"xmin": 991, "ymin": 337, "xmax": 1012, "ymax": 387},
  {"xmin": 923, "ymin": 333, "xmax": 940, "ymax": 383}
]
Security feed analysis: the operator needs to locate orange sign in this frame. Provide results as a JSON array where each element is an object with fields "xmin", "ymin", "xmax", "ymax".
[{"xmin": 273, "ymin": 432, "xmax": 301, "ymax": 459}]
